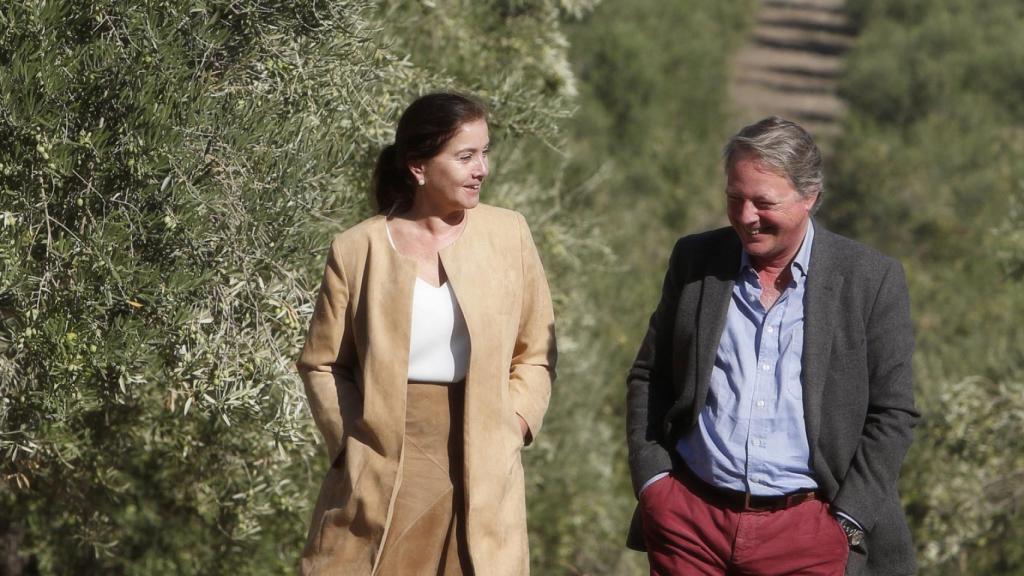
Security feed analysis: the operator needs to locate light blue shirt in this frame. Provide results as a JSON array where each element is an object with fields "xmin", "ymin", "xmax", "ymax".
[{"xmin": 676, "ymin": 222, "xmax": 817, "ymax": 496}]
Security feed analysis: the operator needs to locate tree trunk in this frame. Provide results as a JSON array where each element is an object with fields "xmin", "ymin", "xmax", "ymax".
[{"xmin": 0, "ymin": 518, "xmax": 33, "ymax": 576}]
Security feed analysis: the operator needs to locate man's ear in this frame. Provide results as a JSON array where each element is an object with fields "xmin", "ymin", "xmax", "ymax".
[{"xmin": 803, "ymin": 189, "xmax": 819, "ymax": 213}]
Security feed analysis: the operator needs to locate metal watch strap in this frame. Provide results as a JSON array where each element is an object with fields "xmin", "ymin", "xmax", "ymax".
[{"xmin": 837, "ymin": 516, "xmax": 865, "ymax": 547}]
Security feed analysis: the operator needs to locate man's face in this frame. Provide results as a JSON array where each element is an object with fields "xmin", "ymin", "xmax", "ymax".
[{"xmin": 725, "ymin": 154, "xmax": 817, "ymax": 268}]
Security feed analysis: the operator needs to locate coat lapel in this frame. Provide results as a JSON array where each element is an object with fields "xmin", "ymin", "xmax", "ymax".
[
  {"xmin": 801, "ymin": 224, "xmax": 843, "ymax": 450},
  {"xmin": 438, "ymin": 212, "xmax": 481, "ymax": 352},
  {"xmin": 363, "ymin": 217, "xmax": 416, "ymax": 456}
]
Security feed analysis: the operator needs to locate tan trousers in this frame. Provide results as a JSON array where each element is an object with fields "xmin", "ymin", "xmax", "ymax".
[{"xmin": 375, "ymin": 381, "xmax": 474, "ymax": 576}]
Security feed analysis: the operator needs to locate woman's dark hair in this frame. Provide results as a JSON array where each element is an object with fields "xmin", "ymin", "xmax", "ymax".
[{"xmin": 372, "ymin": 92, "xmax": 488, "ymax": 214}]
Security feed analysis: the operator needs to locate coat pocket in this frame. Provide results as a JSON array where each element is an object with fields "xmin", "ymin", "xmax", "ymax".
[{"xmin": 311, "ymin": 446, "xmax": 366, "ymax": 556}]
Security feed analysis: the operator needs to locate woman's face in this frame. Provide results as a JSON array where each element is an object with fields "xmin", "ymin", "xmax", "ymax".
[{"xmin": 409, "ymin": 118, "xmax": 489, "ymax": 214}]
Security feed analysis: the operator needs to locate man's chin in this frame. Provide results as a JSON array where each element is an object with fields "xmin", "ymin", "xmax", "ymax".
[{"xmin": 741, "ymin": 237, "xmax": 773, "ymax": 254}]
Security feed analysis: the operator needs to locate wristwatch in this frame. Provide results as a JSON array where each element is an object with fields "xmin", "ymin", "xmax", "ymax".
[{"xmin": 836, "ymin": 516, "xmax": 865, "ymax": 547}]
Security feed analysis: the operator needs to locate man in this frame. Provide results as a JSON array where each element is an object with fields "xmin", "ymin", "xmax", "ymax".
[{"xmin": 626, "ymin": 117, "xmax": 919, "ymax": 575}]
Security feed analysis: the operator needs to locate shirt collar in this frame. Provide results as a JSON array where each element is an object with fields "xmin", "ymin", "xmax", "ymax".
[
  {"xmin": 792, "ymin": 220, "xmax": 814, "ymax": 278},
  {"xmin": 739, "ymin": 220, "xmax": 815, "ymax": 279}
]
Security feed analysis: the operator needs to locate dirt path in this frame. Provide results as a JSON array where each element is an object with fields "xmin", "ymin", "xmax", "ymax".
[{"xmin": 728, "ymin": 0, "xmax": 856, "ymax": 152}]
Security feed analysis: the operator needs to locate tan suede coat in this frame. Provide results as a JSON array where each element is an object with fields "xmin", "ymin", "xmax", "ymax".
[{"xmin": 297, "ymin": 204, "xmax": 556, "ymax": 575}]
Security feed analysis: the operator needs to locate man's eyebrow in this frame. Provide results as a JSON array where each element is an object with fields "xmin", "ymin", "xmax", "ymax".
[
  {"xmin": 726, "ymin": 188, "xmax": 776, "ymax": 200},
  {"xmin": 725, "ymin": 190, "xmax": 764, "ymax": 199}
]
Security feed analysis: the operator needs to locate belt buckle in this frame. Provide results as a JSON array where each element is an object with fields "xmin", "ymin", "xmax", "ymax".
[
  {"xmin": 743, "ymin": 491, "xmax": 789, "ymax": 511},
  {"xmin": 782, "ymin": 493, "xmax": 796, "ymax": 509},
  {"xmin": 742, "ymin": 490, "xmax": 813, "ymax": 511}
]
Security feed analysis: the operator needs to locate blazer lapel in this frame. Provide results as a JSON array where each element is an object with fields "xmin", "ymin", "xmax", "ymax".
[
  {"xmin": 801, "ymin": 224, "xmax": 843, "ymax": 449},
  {"xmin": 692, "ymin": 234, "xmax": 740, "ymax": 417}
]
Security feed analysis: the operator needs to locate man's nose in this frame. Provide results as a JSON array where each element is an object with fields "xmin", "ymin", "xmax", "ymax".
[{"xmin": 738, "ymin": 200, "xmax": 758, "ymax": 223}]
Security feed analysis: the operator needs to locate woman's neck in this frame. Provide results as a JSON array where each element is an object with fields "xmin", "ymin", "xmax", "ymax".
[{"xmin": 397, "ymin": 202, "xmax": 466, "ymax": 236}]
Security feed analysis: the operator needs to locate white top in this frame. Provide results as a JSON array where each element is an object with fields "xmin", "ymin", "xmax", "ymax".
[
  {"xmin": 385, "ymin": 218, "xmax": 471, "ymax": 382},
  {"xmin": 408, "ymin": 278, "xmax": 470, "ymax": 382}
]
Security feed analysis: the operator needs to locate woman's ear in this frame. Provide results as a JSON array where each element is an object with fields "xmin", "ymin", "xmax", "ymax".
[{"xmin": 407, "ymin": 161, "xmax": 426, "ymax": 186}]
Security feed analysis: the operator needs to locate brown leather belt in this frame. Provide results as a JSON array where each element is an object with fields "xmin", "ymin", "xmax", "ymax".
[{"xmin": 676, "ymin": 464, "xmax": 820, "ymax": 512}]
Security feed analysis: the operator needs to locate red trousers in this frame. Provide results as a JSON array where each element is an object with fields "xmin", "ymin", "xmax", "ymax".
[{"xmin": 639, "ymin": 471, "xmax": 849, "ymax": 575}]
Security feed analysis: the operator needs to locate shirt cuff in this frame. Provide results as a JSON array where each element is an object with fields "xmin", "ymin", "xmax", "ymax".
[
  {"xmin": 835, "ymin": 510, "xmax": 864, "ymax": 530},
  {"xmin": 639, "ymin": 471, "xmax": 671, "ymax": 496}
]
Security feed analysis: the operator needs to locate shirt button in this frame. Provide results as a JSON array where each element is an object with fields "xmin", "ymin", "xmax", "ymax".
[
  {"xmin": 761, "ymin": 363, "xmax": 771, "ymax": 371},
  {"xmin": 756, "ymin": 400, "xmax": 766, "ymax": 408},
  {"xmin": 766, "ymin": 326, "xmax": 774, "ymax": 334}
]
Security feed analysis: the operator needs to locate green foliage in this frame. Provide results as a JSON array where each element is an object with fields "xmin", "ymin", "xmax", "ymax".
[
  {"xmin": 904, "ymin": 376, "xmax": 1024, "ymax": 571},
  {"xmin": 829, "ymin": 0, "xmax": 1024, "ymax": 572},
  {"xmin": 843, "ymin": 1, "xmax": 1024, "ymax": 127},
  {"xmin": 567, "ymin": 0, "xmax": 753, "ymax": 233},
  {"xmin": 0, "ymin": 0, "xmax": 609, "ymax": 573}
]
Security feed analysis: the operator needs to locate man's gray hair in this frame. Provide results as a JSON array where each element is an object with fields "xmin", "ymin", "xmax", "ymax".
[{"xmin": 723, "ymin": 116, "xmax": 824, "ymax": 210}]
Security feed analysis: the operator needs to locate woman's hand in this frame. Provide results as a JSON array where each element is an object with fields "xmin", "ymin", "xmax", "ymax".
[{"xmin": 517, "ymin": 413, "xmax": 530, "ymax": 441}]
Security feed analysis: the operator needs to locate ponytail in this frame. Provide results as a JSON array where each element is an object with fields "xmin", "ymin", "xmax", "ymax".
[{"xmin": 371, "ymin": 144, "xmax": 413, "ymax": 214}]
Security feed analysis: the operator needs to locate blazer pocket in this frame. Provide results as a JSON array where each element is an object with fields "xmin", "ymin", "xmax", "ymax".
[{"xmin": 828, "ymin": 341, "xmax": 869, "ymax": 388}]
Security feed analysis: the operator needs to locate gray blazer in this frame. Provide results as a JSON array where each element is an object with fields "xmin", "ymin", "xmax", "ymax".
[{"xmin": 626, "ymin": 223, "xmax": 919, "ymax": 576}]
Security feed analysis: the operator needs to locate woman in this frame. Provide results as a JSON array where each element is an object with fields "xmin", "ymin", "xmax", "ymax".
[{"xmin": 297, "ymin": 93, "xmax": 556, "ymax": 576}]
